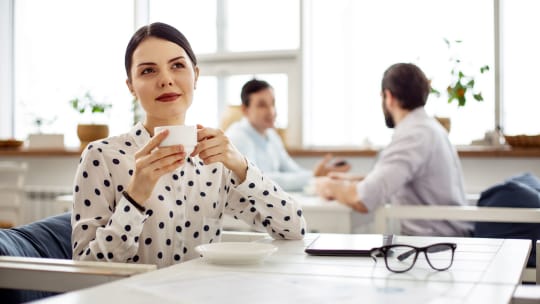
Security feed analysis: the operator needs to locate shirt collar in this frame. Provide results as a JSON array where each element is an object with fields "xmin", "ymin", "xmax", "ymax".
[
  {"xmin": 395, "ymin": 107, "xmax": 428, "ymax": 131},
  {"xmin": 240, "ymin": 118, "xmax": 270, "ymax": 142}
]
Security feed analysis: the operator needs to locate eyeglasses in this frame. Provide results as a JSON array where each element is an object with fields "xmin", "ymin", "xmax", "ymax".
[{"xmin": 369, "ymin": 243, "xmax": 457, "ymax": 273}]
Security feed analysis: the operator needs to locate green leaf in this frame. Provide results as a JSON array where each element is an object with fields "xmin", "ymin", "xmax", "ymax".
[
  {"xmin": 458, "ymin": 71, "xmax": 464, "ymax": 78},
  {"xmin": 444, "ymin": 38, "xmax": 450, "ymax": 48},
  {"xmin": 458, "ymin": 96, "xmax": 466, "ymax": 106},
  {"xmin": 480, "ymin": 65, "xmax": 490, "ymax": 73},
  {"xmin": 473, "ymin": 93, "xmax": 484, "ymax": 101},
  {"xmin": 430, "ymin": 87, "xmax": 441, "ymax": 97},
  {"xmin": 466, "ymin": 79, "xmax": 475, "ymax": 88}
]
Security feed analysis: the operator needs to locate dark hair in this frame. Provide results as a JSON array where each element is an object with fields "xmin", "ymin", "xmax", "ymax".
[
  {"xmin": 381, "ymin": 63, "xmax": 429, "ymax": 110},
  {"xmin": 240, "ymin": 79, "xmax": 273, "ymax": 107},
  {"xmin": 125, "ymin": 22, "xmax": 197, "ymax": 79}
]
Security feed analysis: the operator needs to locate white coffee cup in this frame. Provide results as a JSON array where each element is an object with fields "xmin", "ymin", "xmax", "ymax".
[{"xmin": 154, "ymin": 125, "xmax": 197, "ymax": 155}]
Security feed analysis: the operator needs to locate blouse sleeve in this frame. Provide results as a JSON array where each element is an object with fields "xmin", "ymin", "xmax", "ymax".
[
  {"xmin": 223, "ymin": 159, "xmax": 307, "ymax": 240},
  {"xmin": 72, "ymin": 145, "xmax": 146, "ymax": 262}
]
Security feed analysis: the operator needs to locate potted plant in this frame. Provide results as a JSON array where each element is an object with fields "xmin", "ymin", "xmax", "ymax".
[
  {"xmin": 430, "ymin": 39, "xmax": 490, "ymax": 132},
  {"xmin": 69, "ymin": 91, "xmax": 112, "ymax": 149}
]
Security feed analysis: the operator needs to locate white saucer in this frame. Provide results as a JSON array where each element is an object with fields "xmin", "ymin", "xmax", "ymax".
[{"xmin": 195, "ymin": 242, "xmax": 278, "ymax": 265}]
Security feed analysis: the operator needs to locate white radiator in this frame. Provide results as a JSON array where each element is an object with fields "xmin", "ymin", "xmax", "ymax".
[{"xmin": 21, "ymin": 186, "xmax": 72, "ymax": 225}]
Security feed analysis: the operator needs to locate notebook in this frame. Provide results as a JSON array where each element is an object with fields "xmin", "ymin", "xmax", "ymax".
[{"xmin": 305, "ymin": 234, "xmax": 394, "ymax": 256}]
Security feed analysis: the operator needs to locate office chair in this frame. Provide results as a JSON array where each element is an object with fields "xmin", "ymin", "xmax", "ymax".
[{"xmin": 0, "ymin": 212, "xmax": 156, "ymax": 303}]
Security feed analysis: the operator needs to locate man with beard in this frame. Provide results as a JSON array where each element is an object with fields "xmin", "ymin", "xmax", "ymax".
[
  {"xmin": 226, "ymin": 79, "xmax": 350, "ymax": 192},
  {"xmin": 315, "ymin": 63, "xmax": 471, "ymax": 237}
]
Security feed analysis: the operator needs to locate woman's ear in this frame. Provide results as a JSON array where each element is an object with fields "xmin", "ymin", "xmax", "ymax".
[
  {"xmin": 193, "ymin": 66, "xmax": 200, "ymax": 90},
  {"xmin": 126, "ymin": 79, "xmax": 136, "ymax": 97}
]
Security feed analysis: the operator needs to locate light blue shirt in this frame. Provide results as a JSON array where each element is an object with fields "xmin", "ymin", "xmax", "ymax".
[
  {"xmin": 356, "ymin": 108, "xmax": 472, "ymax": 237},
  {"xmin": 226, "ymin": 119, "xmax": 312, "ymax": 191}
]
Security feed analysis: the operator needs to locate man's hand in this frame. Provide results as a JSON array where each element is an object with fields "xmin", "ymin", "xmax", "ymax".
[
  {"xmin": 327, "ymin": 171, "xmax": 364, "ymax": 182},
  {"xmin": 313, "ymin": 154, "xmax": 351, "ymax": 177},
  {"xmin": 314, "ymin": 176, "xmax": 368, "ymax": 213}
]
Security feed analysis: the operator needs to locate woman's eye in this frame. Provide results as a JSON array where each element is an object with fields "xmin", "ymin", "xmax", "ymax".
[
  {"xmin": 172, "ymin": 62, "xmax": 185, "ymax": 69},
  {"xmin": 141, "ymin": 68, "xmax": 154, "ymax": 75}
]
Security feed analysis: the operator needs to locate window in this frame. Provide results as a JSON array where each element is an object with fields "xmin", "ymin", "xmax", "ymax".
[
  {"xmin": 14, "ymin": 0, "xmax": 133, "ymax": 146},
  {"xmin": 304, "ymin": 0, "xmax": 495, "ymax": 146},
  {"xmin": 8, "ymin": 1, "xmax": 535, "ymax": 149},
  {"xmin": 225, "ymin": 0, "xmax": 300, "ymax": 52},
  {"xmin": 149, "ymin": 0, "xmax": 217, "ymax": 54},
  {"xmin": 150, "ymin": 0, "xmax": 300, "ymax": 140},
  {"xmin": 185, "ymin": 76, "xmax": 218, "ymax": 128},
  {"xmin": 500, "ymin": 0, "xmax": 540, "ymax": 135}
]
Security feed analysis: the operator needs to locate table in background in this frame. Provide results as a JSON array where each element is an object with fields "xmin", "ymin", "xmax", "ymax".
[
  {"xmin": 223, "ymin": 193, "xmax": 359, "ymax": 233},
  {"xmin": 35, "ymin": 233, "xmax": 530, "ymax": 304}
]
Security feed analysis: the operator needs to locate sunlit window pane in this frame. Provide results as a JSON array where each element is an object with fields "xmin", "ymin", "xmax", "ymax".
[
  {"xmin": 226, "ymin": 0, "xmax": 299, "ymax": 52},
  {"xmin": 305, "ymin": 0, "xmax": 494, "ymax": 146},
  {"xmin": 500, "ymin": 0, "xmax": 540, "ymax": 135},
  {"xmin": 186, "ymin": 76, "xmax": 219, "ymax": 128},
  {"xmin": 149, "ymin": 0, "xmax": 216, "ymax": 54},
  {"xmin": 14, "ymin": 0, "xmax": 133, "ymax": 147}
]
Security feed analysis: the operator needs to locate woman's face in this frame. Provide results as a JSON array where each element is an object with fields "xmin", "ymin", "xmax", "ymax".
[{"xmin": 127, "ymin": 37, "xmax": 199, "ymax": 127}]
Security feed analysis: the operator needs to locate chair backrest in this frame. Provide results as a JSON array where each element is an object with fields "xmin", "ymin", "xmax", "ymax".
[
  {"xmin": 0, "ymin": 212, "xmax": 72, "ymax": 303},
  {"xmin": 474, "ymin": 173, "xmax": 540, "ymax": 268}
]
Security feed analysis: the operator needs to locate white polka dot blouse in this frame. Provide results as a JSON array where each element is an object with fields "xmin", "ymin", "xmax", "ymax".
[{"xmin": 72, "ymin": 122, "xmax": 306, "ymax": 268}]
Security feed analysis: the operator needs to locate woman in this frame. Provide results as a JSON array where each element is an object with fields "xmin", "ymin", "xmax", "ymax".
[{"xmin": 72, "ymin": 22, "xmax": 306, "ymax": 268}]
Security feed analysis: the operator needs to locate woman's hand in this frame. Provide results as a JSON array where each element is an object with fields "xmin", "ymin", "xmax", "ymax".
[
  {"xmin": 126, "ymin": 129, "xmax": 186, "ymax": 204},
  {"xmin": 191, "ymin": 124, "xmax": 247, "ymax": 183}
]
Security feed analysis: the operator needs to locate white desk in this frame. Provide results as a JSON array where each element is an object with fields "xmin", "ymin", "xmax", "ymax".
[{"xmin": 35, "ymin": 234, "xmax": 530, "ymax": 304}]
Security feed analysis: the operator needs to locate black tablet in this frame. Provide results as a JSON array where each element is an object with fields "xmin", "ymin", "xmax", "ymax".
[{"xmin": 305, "ymin": 234, "xmax": 394, "ymax": 256}]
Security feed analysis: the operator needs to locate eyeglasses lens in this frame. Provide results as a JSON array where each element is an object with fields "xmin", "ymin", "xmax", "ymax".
[
  {"xmin": 425, "ymin": 244, "xmax": 454, "ymax": 270},
  {"xmin": 386, "ymin": 246, "xmax": 416, "ymax": 272}
]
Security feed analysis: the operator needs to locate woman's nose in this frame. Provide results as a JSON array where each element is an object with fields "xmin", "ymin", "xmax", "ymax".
[{"xmin": 159, "ymin": 72, "xmax": 174, "ymax": 88}]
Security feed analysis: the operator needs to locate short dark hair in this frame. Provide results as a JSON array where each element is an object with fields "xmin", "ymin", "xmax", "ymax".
[
  {"xmin": 125, "ymin": 22, "xmax": 197, "ymax": 80},
  {"xmin": 381, "ymin": 63, "xmax": 429, "ymax": 110},
  {"xmin": 240, "ymin": 79, "xmax": 273, "ymax": 107}
]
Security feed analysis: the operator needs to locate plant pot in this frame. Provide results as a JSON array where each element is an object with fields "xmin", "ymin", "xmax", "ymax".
[
  {"xmin": 77, "ymin": 124, "xmax": 109, "ymax": 149},
  {"xmin": 434, "ymin": 116, "xmax": 451, "ymax": 133}
]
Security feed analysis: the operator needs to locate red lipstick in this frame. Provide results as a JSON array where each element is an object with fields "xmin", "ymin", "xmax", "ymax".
[{"xmin": 156, "ymin": 93, "xmax": 181, "ymax": 102}]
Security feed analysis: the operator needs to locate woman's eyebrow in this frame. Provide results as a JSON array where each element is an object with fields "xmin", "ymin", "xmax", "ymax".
[
  {"xmin": 137, "ymin": 56, "xmax": 185, "ymax": 67},
  {"xmin": 168, "ymin": 56, "xmax": 185, "ymax": 63}
]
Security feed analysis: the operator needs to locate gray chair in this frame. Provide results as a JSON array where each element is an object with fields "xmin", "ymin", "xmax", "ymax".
[{"xmin": 0, "ymin": 212, "xmax": 155, "ymax": 303}]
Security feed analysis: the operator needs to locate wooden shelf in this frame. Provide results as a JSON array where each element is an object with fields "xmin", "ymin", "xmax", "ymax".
[
  {"xmin": 0, "ymin": 147, "xmax": 82, "ymax": 157},
  {"xmin": 287, "ymin": 146, "xmax": 540, "ymax": 158},
  {"xmin": 1, "ymin": 146, "xmax": 540, "ymax": 158}
]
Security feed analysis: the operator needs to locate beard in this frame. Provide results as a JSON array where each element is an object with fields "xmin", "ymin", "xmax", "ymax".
[{"xmin": 382, "ymin": 99, "xmax": 395, "ymax": 129}]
